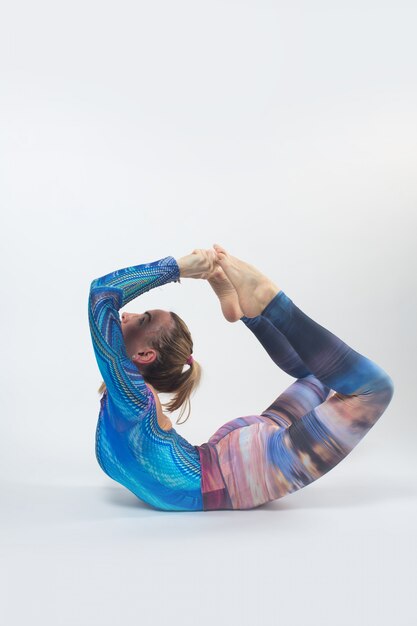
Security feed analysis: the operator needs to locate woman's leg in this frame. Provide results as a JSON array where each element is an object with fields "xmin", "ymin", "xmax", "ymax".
[
  {"xmin": 260, "ymin": 375, "xmax": 332, "ymax": 431},
  {"xmin": 240, "ymin": 313, "xmax": 312, "ymax": 378},
  {"xmin": 256, "ymin": 290, "xmax": 394, "ymax": 503},
  {"xmin": 240, "ymin": 313, "xmax": 332, "ymax": 430},
  {"xmin": 210, "ymin": 245, "xmax": 394, "ymax": 507},
  {"xmin": 208, "ymin": 259, "xmax": 332, "ymax": 434},
  {"xmin": 217, "ymin": 291, "xmax": 394, "ymax": 509}
]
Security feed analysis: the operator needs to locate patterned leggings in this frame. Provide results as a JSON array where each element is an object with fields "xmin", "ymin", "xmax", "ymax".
[{"xmin": 203, "ymin": 289, "xmax": 395, "ymax": 510}]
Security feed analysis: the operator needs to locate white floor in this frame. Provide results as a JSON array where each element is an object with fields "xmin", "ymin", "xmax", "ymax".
[{"xmin": 2, "ymin": 452, "xmax": 416, "ymax": 626}]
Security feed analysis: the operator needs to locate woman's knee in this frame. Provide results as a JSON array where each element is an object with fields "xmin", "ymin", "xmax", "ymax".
[
  {"xmin": 355, "ymin": 371, "xmax": 395, "ymax": 418},
  {"xmin": 378, "ymin": 372, "xmax": 395, "ymax": 411},
  {"xmin": 310, "ymin": 372, "xmax": 393, "ymax": 453}
]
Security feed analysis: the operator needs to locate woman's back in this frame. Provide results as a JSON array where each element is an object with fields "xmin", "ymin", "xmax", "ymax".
[{"xmin": 95, "ymin": 389, "xmax": 203, "ymax": 511}]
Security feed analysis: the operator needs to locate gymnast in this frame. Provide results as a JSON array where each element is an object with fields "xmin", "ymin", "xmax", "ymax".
[{"xmin": 88, "ymin": 244, "xmax": 394, "ymax": 511}]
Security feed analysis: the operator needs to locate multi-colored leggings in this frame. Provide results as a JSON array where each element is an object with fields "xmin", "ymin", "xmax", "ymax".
[{"xmin": 197, "ymin": 289, "xmax": 395, "ymax": 510}]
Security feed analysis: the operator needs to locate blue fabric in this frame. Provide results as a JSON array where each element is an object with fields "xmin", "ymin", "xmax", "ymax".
[{"xmin": 88, "ymin": 256, "xmax": 203, "ymax": 512}]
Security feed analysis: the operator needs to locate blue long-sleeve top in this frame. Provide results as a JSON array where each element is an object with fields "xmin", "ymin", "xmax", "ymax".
[{"xmin": 88, "ymin": 255, "xmax": 203, "ymax": 512}]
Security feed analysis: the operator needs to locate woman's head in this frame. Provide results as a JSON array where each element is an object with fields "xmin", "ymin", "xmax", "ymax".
[{"xmin": 97, "ymin": 309, "xmax": 201, "ymax": 424}]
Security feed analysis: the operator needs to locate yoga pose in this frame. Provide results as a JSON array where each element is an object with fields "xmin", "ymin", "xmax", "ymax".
[{"xmin": 88, "ymin": 244, "xmax": 394, "ymax": 512}]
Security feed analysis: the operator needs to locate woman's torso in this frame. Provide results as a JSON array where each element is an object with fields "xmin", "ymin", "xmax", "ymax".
[{"xmin": 95, "ymin": 390, "xmax": 204, "ymax": 512}]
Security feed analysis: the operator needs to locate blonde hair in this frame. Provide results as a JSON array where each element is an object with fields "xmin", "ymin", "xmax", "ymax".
[{"xmin": 97, "ymin": 310, "xmax": 201, "ymax": 425}]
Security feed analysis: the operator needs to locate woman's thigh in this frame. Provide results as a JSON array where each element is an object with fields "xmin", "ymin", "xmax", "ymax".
[
  {"xmin": 213, "ymin": 376, "xmax": 393, "ymax": 510},
  {"xmin": 207, "ymin": 373, "xmax": 330, "ymax": 447},
  {"xmin": 260, "ymin": 374, "xmax": 332, "ymax": 430}
]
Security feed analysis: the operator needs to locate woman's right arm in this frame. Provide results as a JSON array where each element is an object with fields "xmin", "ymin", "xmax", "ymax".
[{"xmin": 88, "ymin": 255, "xmax": 180, "ymax": 422}]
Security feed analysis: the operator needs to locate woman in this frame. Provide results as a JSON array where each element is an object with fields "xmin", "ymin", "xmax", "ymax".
[{"xmin": 88, "ymin": 244, "xmax": 394, "ymax": 512}]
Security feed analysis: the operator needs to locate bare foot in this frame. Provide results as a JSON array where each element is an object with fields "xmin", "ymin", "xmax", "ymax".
[
  {"xmin": 205, "ymin": 264, "xmax": 244, "ymax": 322},
  {"xmin": 212, "ymin": 243, "xmax": 281, "ymax": 317}
]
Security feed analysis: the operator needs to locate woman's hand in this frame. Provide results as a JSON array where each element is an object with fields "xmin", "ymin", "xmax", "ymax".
[{"xmin": 177, "ymin": 248, "xmax": 218, "ymax": 279}]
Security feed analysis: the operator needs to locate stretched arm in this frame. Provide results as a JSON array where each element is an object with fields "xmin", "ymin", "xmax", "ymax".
[{"xmin": 88, "ymin": 255, "xmax": 180, "ymax": 421}]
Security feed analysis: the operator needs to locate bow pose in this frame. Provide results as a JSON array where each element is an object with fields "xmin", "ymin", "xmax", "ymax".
[{"xmin": 88, "ymin": 244, "xmax": 394, "ymax": 511}]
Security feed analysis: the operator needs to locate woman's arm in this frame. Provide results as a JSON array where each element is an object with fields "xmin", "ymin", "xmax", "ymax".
[{"xmin": 88, "ymin": 255, "xmax": 180, "ymax": 421}]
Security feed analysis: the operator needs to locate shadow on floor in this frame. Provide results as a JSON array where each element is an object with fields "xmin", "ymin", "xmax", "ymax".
[{"xmin": 261, "ymin": 475, "xmax": 417, "ymax": 511}]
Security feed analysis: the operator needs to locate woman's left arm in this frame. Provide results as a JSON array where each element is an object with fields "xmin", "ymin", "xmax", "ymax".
[{"xmin": 88, "ymin": 255, "xmax": 180, "ymax": 420}]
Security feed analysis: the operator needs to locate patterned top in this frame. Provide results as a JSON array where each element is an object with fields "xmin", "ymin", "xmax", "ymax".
[{"xmin": 88, "ymin": 255, "xmax": 204, "ymax": 511}]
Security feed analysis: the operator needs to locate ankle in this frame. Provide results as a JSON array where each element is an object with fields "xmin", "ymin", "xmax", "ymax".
[{"xmin": 256, "ymin": 281, "xmax": 280, "ymax": 312}]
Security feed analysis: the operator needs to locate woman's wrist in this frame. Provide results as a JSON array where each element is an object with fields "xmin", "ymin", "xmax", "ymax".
[{"xmin": 176, "ymin": 256, "xmax": 185, "ymax": 278}]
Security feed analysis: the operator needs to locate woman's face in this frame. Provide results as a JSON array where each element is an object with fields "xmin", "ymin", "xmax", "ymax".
[{"xmin": 120, "ymin": 309, "xmax": 173, "ymax": 366}]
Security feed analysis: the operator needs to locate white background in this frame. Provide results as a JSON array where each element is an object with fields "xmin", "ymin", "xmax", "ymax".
[{"xmin": 1, "ymin": 1, "xmax": 416, "ymax": 625}]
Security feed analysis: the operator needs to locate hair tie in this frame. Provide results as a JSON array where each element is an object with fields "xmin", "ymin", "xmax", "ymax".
[{"xmin": 186, "ymin": 354, "xmax": 194, "ymax": 365}]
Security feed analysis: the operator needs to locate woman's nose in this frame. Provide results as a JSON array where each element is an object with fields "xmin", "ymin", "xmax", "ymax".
[{"xmin": 121, "ymin": 312, "xmax": 140, "ymax": 323}]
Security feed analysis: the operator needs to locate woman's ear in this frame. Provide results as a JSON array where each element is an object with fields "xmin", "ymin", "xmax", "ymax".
[{"xmin": 132, "ymin": 350, "xmax": 157, "ymax": 365}]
